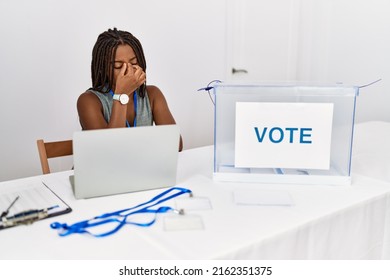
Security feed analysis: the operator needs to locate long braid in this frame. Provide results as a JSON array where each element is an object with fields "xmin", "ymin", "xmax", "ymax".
[{"xmin": 91, "ymin": 28, "xmax": 147, "ymax": 97}]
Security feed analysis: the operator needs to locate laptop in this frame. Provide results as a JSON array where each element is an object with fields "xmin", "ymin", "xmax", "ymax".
[{"xmin": 71, "ymin": 125, "xmax": 180, "ymax": 199}]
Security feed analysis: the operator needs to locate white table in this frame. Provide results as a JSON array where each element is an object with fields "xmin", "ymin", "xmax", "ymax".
[{"xmin": 1, "ymin": 121, "xmax": 390, "ymax": 260}]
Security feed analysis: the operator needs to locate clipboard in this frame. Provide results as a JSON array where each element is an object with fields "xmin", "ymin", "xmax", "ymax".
[{"xmin": 0, "ymin": 179, "xmax": 72, "ymax": 230}]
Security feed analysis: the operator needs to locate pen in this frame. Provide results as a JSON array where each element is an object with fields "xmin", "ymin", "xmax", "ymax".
[
  {"xmin": 0, "ymin": 195, "xmax": 20, "ymax": 218},
  {"xmin": 2, "ymin": 205, "xmax": 59, "ymax": 228},
  {"xmin": 11, "ymin": 205, "xmax": 59, "ymax": 218}
]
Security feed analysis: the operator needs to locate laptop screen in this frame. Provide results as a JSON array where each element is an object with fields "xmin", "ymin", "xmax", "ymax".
[{"xmin": 72, "ymin": 125, "xmax": 180, "ymax": 199}]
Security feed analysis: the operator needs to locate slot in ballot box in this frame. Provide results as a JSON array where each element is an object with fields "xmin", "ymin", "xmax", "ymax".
[{"xmin": 213, "ymin": 82, "xmax": 359, "ymax": 185}]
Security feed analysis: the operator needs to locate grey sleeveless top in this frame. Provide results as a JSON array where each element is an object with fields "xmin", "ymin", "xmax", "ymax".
[{"xmin": 88, "ymin": 89, "xmax": 153, "ymax": 127}]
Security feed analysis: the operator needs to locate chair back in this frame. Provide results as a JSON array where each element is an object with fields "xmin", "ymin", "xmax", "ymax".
[{"xmin": 37, "ymin": 139, "xmax": 73, "ymax": 174}]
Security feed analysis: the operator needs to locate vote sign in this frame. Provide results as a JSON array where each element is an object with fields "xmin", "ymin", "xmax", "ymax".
[{"xmin": 235, "ymin": 102, "xmax": 334, "ymax": 170}]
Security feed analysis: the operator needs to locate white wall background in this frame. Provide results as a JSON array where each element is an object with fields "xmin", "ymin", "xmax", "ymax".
[
  {"xmin": 1, "ymin": 0, "xmax": 389, "ymax": 181},
  {"xmin": 296, "ymin": 0, "xmax": 390, "ymax": 123}
]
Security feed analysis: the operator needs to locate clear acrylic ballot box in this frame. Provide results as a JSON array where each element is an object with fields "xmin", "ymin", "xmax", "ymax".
[{"xmin": 213, "ymin": 82, "xmax": 359, "ymax": 185}]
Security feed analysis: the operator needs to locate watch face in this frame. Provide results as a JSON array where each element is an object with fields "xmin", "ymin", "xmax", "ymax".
[{"xmin": 119, "ymin": 94, "xmax": 129, "ymax": 105}]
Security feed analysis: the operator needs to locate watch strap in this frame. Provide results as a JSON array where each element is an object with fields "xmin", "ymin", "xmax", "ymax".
[{"xmin": 112, "ymin": 94, "xmax": 121, "ymax": 101}]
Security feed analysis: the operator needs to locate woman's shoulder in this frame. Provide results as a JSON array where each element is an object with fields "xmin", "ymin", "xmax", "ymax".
[
  {"xmin": 146, "ymin": 85, "xmax": 166, "ymax": 101},
  {"xmin": 77, "ymin": 90, "xmax": 102, "ymax": 108},
  {"xmin": 146, "ymin": 85, "xmax": 162, "ymax": 96},
  {"xmin": 78, "ymin": 90, "xmax": 94, "ymax": 102}
]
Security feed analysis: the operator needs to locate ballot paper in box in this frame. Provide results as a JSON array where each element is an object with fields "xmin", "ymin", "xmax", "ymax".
[{"xmin": 213, "ymin": 82, "xmax": 359, "ymax": 185}]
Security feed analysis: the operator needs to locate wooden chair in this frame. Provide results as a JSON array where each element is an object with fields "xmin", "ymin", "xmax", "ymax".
[{"xmin": 37, "ymin": 139, "xmax": 73, "ymax": 174}]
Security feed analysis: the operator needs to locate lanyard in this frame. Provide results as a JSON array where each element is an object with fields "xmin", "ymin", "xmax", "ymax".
[
  {"xmin": 109, "ymin": 90, "xmax": 137, "ymax": 127},
  {"xmin": 50, "ymin": 187, "xmax": 192, "ymax": 237}
]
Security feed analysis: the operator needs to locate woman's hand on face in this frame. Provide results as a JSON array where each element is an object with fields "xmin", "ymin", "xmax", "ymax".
[
  {"xmin": 131, "ymin": 64, "xmax": 146, "ymax": 87},
  {"xmin": 114, "ymin": 63, "xmax": 146, "ymax": 95}
]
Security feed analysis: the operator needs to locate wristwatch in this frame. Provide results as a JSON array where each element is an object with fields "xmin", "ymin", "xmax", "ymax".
[{"xmin": 112, "ymin": 94, "xmax": 129, "ymax": 105}]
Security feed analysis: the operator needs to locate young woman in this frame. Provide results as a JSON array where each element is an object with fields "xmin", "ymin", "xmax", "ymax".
[{"xmin": 77, "ymin": 28, "xmax": 183, "ymax": 151}]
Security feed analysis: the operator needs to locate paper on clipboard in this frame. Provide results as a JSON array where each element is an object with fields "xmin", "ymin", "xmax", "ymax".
[{"xmin": 0, "ymin": 178, "xmax": 71, "ymax": 229}]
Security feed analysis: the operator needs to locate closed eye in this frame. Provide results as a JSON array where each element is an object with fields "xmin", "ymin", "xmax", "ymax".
[
  {"xmin": 113, "ymin": 57, "xmax": 138, "ymax": 69},
  {"xmin": 130, "ymin": 57, "xmax": 138, "ymax": 66},
  {"xmin": 113, "ymin": 62, "xmax": 124, "ymax": 69}
]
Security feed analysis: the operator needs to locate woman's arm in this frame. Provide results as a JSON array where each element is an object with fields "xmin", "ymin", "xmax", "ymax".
[
  {"xmin": 77, "ymin": 63, "xmax": 145, "ymax": 130},
  {"xmin": 148, "ymin": 85, "xmax": 183, "ymax": 151},
  {"xmin": 77, "ymin": 91, "xmax": 130, "ymax": 130}
]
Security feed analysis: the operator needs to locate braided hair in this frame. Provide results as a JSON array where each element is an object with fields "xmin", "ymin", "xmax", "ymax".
[{"xmin": 91, "ymin": 28, "xmax": 147, "ymax": 97}]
